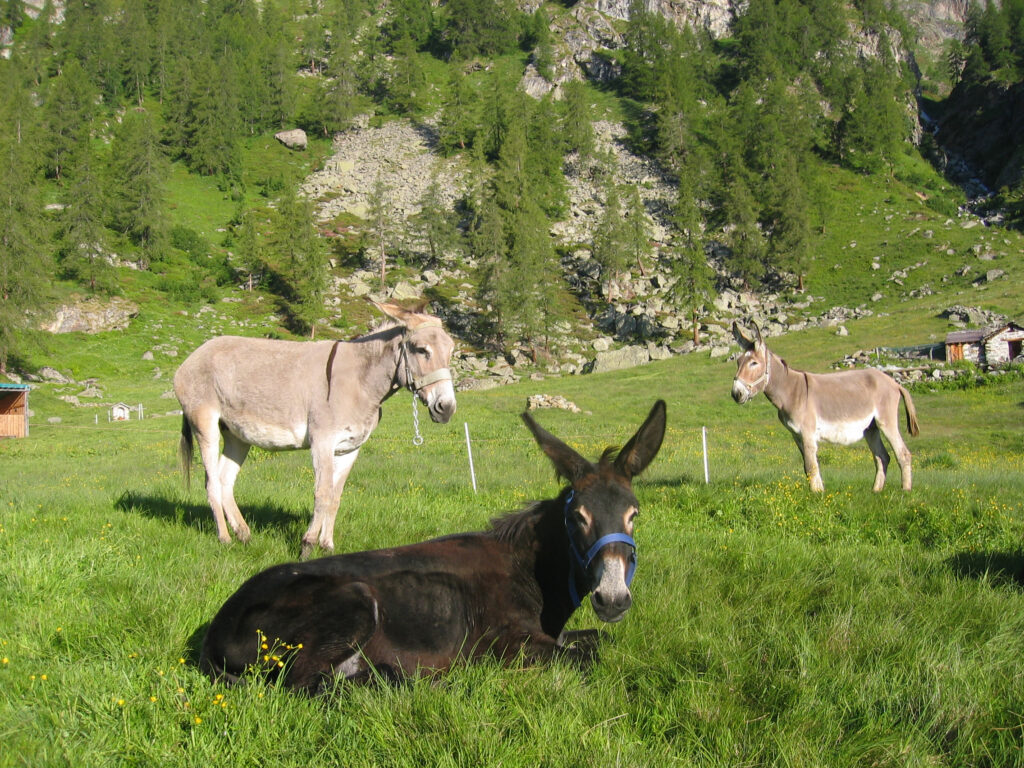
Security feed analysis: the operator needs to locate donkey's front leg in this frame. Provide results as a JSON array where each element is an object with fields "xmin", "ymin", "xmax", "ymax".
[
  {"xmin": 301, "ymin": 447, "xmax": 360, "ymax": 559},
  {"xmin": 799, "ymin": 436, "xmax": 825, "ymax": 493}
]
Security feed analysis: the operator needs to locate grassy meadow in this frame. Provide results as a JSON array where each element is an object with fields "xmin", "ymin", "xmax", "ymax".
[{"xmin": 3, "ymin": 333, "xmax": 1024, "ymax": 767}]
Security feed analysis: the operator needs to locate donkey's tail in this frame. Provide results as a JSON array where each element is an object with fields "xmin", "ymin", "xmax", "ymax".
[
  {"xmin": 899, "ymin": 385, "xmax": 920, "ymax": 437},
  {"xmin": 179, "ymin": 416, "xmax": 194, "ymax": 489}
]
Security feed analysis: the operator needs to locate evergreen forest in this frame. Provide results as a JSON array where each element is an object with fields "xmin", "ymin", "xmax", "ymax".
[{"xmin": 1, "ymin": 0, "xmax": 1023, "ymax": 371}]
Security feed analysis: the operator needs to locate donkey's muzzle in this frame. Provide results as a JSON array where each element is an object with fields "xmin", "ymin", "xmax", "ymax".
[
  {"xmin": 429, "ymin": 397, "xmax": 456, "ymax": 424},
  {"xmin": 731, "ymin": 380, "xmax": 751, "ymax": 404},
  {"xmin": 591, "ymin": 587, "xmax": 632, "ymax": 623}
]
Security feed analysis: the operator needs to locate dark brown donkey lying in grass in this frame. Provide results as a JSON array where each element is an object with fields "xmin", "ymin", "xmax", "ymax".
[
  {"xmin": 731, "ymin": 321, "xmax": 919, "ymax": 492},
  {"xmin": 199, "ymin": 400, "xmax": 667, "ymax": 692}
]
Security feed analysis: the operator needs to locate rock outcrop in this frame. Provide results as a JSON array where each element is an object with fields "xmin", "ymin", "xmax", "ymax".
[{"xmin": 40, "ymin": 296, "xmax": 140, "ymax": 334}]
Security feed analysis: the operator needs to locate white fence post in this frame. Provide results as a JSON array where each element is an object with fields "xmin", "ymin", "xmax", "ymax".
[
  {"xmin": 464, "ymin": 422, "xmax": 477, "ymax": 493},
  {"xmin": 702, "ymin": 426, "xmax": 710, "ymax": 485}
]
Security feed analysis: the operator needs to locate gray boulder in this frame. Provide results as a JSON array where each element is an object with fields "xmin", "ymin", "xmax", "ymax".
[{"xmin": 275, "ymin": 129, "xmax": 307, "ymax": 150}]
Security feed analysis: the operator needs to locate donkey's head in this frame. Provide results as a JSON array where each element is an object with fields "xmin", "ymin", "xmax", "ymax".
[
  {"xmin": 522, "ymin": 400, "xmax": 666, "ymax": 623},
  {"xmin": 375, "ymin": 301, "xmax": 457, "ymax": 423},
  {"xmin": 731, "ymin": 322, "xmax": 770, "ymax": 404}
]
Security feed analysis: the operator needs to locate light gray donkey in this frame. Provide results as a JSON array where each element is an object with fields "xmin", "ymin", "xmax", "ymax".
[
  {"xmin": 731, "ymin": 322, "xmax": 919, "ymax": 492},
  {"xmin": 174, "ymin": 302, "xmax": 457, "ymax": 558}
]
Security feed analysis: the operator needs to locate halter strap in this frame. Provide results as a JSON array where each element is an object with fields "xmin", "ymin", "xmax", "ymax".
[{"xmin": 564, "ymin": 490, "xmax": 637, "ymax": 609}]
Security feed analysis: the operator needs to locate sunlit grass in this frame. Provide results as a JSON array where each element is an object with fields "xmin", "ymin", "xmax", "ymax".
[{"xmin": 2, "ymin": 354, "xmax": 1023, "ymax": 766}]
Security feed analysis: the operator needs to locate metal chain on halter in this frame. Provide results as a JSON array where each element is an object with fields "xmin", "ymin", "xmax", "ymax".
[
  {"xmin": 411, "ymin": 392, "xmax": 424, "ymax": 446},
  {"xmin": 400, "ymin": 335, "xmax": 425, "ymax": 447}
]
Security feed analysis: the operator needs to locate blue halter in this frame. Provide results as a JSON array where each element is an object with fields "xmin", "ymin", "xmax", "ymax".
[{"xmin": 564, "ymin": 490, "xmax": 638, "ymax": 609}]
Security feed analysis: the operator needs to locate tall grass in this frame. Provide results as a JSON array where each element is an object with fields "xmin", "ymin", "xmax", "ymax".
[{"xmin": 2, "ymin": 354, "xmax": 1023, "ymax": 767}]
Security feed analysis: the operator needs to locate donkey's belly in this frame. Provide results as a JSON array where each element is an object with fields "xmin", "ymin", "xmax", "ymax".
[
  {"xmin": 226, "ymin": 417, "xmax": 309, "ymax": 450},
  {"xmin": 814, "ymin": 414, "xmax": 873, "ymax": 446}
]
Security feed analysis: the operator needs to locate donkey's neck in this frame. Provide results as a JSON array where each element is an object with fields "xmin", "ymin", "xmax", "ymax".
[
  {"xmin": 531, "ymin": 493, "xmax": 580, "ymax": 637},
  {"xmin": 762, "ymin": 351, "xmax": 803, "ymax": 413},
  {"xmin": 350, "ymin": 326, "xmax": 406, "ymax": 403}
]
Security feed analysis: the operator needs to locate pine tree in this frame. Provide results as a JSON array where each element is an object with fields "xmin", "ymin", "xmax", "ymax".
[
  {"xmin": 592, "ymin": 180, "xmax": 628, "ymax": 277},
  {"xmin": 669, "ymin": 155, "xmax": 715, "ymax": 344},
  {"xmin": 184, "ymin": 53, "xmax": 242, "ymax": 179},
  {"xmin": 366, "ymin": 174, "xmax": 393, "ymax": 288},
  {"xmin": 58, "ymin": 141, "xmax": 113, "ymax": 293},
  {"xmin": 410, "ymin": 175, "xmax": 459, "ymax": 267},
  {"xmin": 766, "ymin": 151, "xmax": 813, "ymax": 292},
  {"xmin": 276, "ymin": 188, "xmax": 327, "ymax": 337},
  {"xmin": 109, "ymin": 108, "xmax": 169, "ymax": 267},
  {"xmin": 493, "ymin": 103, "xmax": 529, "ymax": 212},
  {"xmin": 120, "ymin": 0, "xmax": 154, "ymax": 106},
  {"xmin": 562, "ymin": 80, "xmax": 594, "ymax": 158},
  {"xmin": 623, "ymin": 186, "xmax": 652, "ymax": 277},
  {"xmin": 438, "ymin": 67, "xmax": 477, "ymax": 154},
  {"xmin": 387, "ymin": 34, "xmax": 427, "ymax": 114},
  {"xmin": 43, "ymin": 59, "xmax": 96, "ymax": 181},
  {"xmin": 235, "ymin": 208, "xmax": 266, "ymax": 291},
  {"xmin": 722, "ymin": 173, "xmax": 765, "ymax": 288},
  {"xmin": 0, "ymin": 63, "xmax": 50, "ymax": 373},
  {"xmin": 495, "ymin": 198, "xmax": 559, "ymax": 355}
]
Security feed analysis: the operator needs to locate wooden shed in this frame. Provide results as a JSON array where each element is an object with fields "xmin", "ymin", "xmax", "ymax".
[
  {"xmin": 0, "ymin": 383, "xmax": 30, "ymax": 438},
  {"xmin": 945, "ymin": 322, "xmax": 1024, "ymax": 367}
]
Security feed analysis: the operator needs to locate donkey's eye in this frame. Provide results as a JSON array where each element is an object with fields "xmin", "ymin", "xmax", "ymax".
[{"xmin": 414, "ymin": 345, "xmax": 431, "ymax": 359}]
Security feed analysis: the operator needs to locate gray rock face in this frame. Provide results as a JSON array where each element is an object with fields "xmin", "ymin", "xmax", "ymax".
[
  {"xmin": 40, "ymin": 296, "xmax": 140, "ymax": 334},
  {"xmin": 586, "ymin": 345, "xmax": 650, "ymax": 373}
]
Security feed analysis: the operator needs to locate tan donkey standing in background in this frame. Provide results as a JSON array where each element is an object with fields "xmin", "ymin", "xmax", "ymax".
[
  {"xmin": 731, "ymin": 322, "xmax": 920, "ymax": 492},
  {"xmin": 174, "ymin": 302, "xmax": 457, "ymax": 558}
]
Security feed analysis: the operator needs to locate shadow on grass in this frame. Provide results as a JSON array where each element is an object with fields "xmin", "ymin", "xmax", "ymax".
[
  {"xmin": 946, "ymin": 550, "xmax": 1024, "ymax": 588},
  {"xmin": 115, "ymin": 490, "xmax": 306, "ymax": 539},
  {"xmin": 184, "ymin": 623, "xmax": 210, "ymax": 668}
]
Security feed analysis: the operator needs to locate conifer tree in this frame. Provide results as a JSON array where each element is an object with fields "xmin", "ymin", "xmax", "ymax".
[
  {"xmin": 623, "ymin": 186, "xmax": 652, "ymax": 277},
  {"xmin": 766, "ymin": 150, "xmax": 813, "ymax": 292},
  {"xmin": 366, "ymin": 174, "xmax": 392, "ymax": 288},
  {"xmin": 276, "ymin": 188, "xmax": 327, "ymax": 337},
  {"xmin": 235, "ymin": 208, "xmax": 266, "ymax": 292},
  {"xmin": 410, "ymin": 175, "xmax": 459, "ymax": 267},
  {"xmin": 43, "ymin": 58, "xmax": 96, "ymax": 181},
  {"xmin": 592, "ymin": 180, "xmax": 628, "ymax": 277},
  {"xmin": 562, "ymin": 80, "xmax": 594, "ymax": 158},
  {"xmin": 184, "ymin": 53, "xmax": 242, "ymax": 179},
  {"xmin": 669, "ymin": 156, "xmax": 715, "ymax": 344},
  {"xmin": 721, "ymin": 173, "xmax": 765, "ymax": 288},
  {"xmin": 0, "ymin": 63, "xmax": 50, "ymax": 373},
  {"xmin": 120, "ymin": 0, "xmax": 154, "ymax": 106},
  {"xmin": 495, "ymin": 198, "xmax": 559, "ymax": 356},
  {"xmin": 388, "ymin": 34, "xmax": 427, "ymax": 114},
  {"xmin": 438, "ymin": 67, "xmax": 477, "ymax": 154},
  {"xmin": 58, "ymin": 142, "xmax": 113, "ymax": 293},
  {"xmin": 109, "ymin": 108, "xmax": 169, "ymax": 267}
]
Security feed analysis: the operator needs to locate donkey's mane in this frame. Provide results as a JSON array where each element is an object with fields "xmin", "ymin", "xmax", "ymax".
[
  {"xmin": 355, "ymin": 319, "xmax": 404, "ymax": 341},
  {"xmin": 489, "ymin": 500, "xmax": 548, "ymax": 545}
]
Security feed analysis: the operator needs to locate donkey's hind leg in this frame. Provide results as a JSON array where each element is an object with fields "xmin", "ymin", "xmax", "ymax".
[
  {"xmin": 286, "ymin": 581, "xmax": 380, "ymax": 692},
  {"xmin": 191, "ymin": 409, "xmax": 233, "ymax": 543},
  {"xmin": 877, "ymin": 415, "xmax": 913, "ymax": 491},
  {"xmin": 864, "ymin": 422, "xmax": 890, "ymax": 492},
  {"xmin": 219, "ymin": 431, "xmax": 252, "ymax": 543}
]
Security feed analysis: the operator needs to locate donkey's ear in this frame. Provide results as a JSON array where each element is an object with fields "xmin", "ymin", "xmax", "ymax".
[
  {"xmin": 615, "ymin": 400, "xmax": 667, "ymax": 479},
  {"xmin": 751, "ymin": 322, "xmax": 764, "ymax": 349},
  {"xmin": 521, "ymin": 411, "xmax": 592, "ymax": 483},
  {"xmin": 370, "ymin": 300, "xmax": 409, "ymax": 325},
  {"xmin": 732, "ymin": 322, "xmax": 755, "ymax": 351}
]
